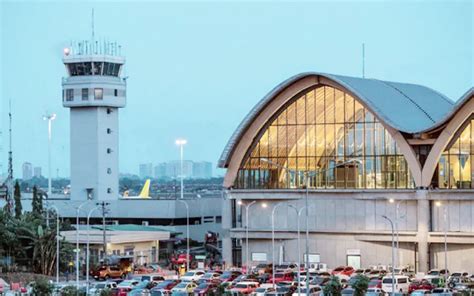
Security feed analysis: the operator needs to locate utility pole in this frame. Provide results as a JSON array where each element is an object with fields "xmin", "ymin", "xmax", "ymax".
[{"xmin": 96, "ymin": 201, "xmax": 110, "ymax": 264}]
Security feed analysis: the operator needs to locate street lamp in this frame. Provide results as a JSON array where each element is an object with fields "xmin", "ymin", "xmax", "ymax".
[
  {"xmin": 177, "ymin": 199, "xmax": 190, "ymax": 271},
  {"xmin": 237, "ymin": 200, "xmax": 258, "ymax": 275},
  {"xmin": 43, "ymin": 113, "xmax": 56, "ymax": 228},
  {"xmin": 436, "ymin": 201, "xmax": 448, "ymax": 288},
  {"xmin": 175, "ymin": 139, "xmax": 187, "ymax": 200},
  {"xmin": 382, "ymin": 215, "xmax": 395, "ymax": 294},
  {"xmin": 388, "ymin": 198, "xmax": 405, "ymax": 267},
  {"xmin": 75, "ymin": 201, "xmax": 90, "ymax": 289},
  {"xmin": 86, "ymin": 206, "xmax": 100, "ymax": 295},
  {"xmin": 262, "ymin": 157, "xmax": 362, "ymax": 292},
  {"xmin": 47, "ymin": 203, "xmax": 60, "ymax": 286}
]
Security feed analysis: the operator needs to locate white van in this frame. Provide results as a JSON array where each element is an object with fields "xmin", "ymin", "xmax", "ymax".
[{"xmin": 382, "ymin": 275, "xmax": 410, "ymax": 293}]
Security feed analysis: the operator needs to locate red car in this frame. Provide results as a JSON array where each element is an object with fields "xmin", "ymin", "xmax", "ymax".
[
  {"xmin": 267, "ymin": 272, "xmax": 294, "ymax": 284},
  {"xmin": 171, "ymin": 254, "xmax": 192, "ymax": 265},
  {"xmin": 194, "ymin": 282, "xmax": 218, "ymax": 295},
  {"xmin": 230, "ymin": 282, "xmax": 259, "ymax": 294},
  {"xmin": 409, "ymin": 280, "xmax": 436, "ymax": 293},
  {"xmin": 332, "ymin": 266, "xmax": 355, "ymax": 276},
  {"xmin": 219, "ymin": 271, "xmax": 242, "ymax": 283},
  {"xmin": 151, "ymin": 279, "xmax": 181, "ymax": 292}
]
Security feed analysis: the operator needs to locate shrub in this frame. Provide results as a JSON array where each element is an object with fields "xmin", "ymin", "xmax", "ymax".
[
  {"xmin": 31, "ymin": 277, "xmax": 53, "ymax": 296},
  {"xmin": 352, "ymin": 274, "xmax": 370, "ymax": 296},
  {"xmin": 99, "ymin": 288, "xmax": 113, "ymax": 296},
  {"xmin": 323, "ymin": 275, "xmax": 342, "ymax": 296},
  {"xmin": 60, "ymin": 285, "xmax": 86, "ymax": 296}
]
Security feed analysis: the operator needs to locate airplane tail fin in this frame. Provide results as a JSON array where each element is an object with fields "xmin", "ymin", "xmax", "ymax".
[{"xmin": 138, "ymin": 179, "xmax": 151, "ymax": 198}]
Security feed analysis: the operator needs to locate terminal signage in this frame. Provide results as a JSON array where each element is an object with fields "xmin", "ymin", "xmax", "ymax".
[
  {"xmin": 304, "ymin": 253, "xmax": 320, "ymax": 263},
  {"xmin": 251, "ymin": 252, "xmax": 267, "ymax": 261}
]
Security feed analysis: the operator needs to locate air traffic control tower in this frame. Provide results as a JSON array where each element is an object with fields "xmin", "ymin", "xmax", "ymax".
[{"xmin": 62, "ymin": 41, "xmax": 126, "ymax": 201}]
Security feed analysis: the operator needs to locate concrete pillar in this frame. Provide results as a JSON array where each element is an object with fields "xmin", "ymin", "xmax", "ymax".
[
  {"xmin": 222, "ymin": 192, "xmax": 233, "ymax": 267},
  {"xmin": 416, "ymin": 189, "xmax": 430, "ymax": 273}
]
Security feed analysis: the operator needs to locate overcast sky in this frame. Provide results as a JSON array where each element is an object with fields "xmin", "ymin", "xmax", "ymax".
[{"xmin": 0, "ymin": 0, "xmax": 472, "ymax": 178}]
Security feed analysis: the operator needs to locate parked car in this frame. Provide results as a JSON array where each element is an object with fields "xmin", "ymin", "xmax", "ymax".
[
  {"xmin": 252, "ymin": 284, "xmax": 273, "ymax": 296},
  {"xmin": 275, "ymin": 263, "xmax": 298, "ymax": 272},
  {"xmin": 255, "ymin": 263, "xmax": 273, "ymax": 275},
  {"xmin": 292, "ymin": 285, "xmax": 322, "ymax": 296},
  {"xmin": 89, "ymin": 281, "xmax": 118, "ymax": 294},
  {"xmin": 150, "ymin": 290, "xmax": 171, "ymax": 296},
  {"xmin": 180, "ymin": 270, "xmax": 205, "ymax": 282},
  {"xmin": 365, "ymin": 288, "xmax": 385, "ymax": 296},
  {"xmin": 230, "ymin": 281, "xmax": 259, "ymax": 294},
  {"xmin": 266, "ymin": 285, "xmax": 297, "ymax": 296},
  {"xmin": 431, "ymin": 288, "xmax": 452, "ymax": 296},
  {"xmin": 368, "ymin": 278, "xmax": 382, "ymax": 289},
  {"xmin": 381, "ymin": 275, "xmax": 410, "ymax": 294},
  {"xmin": 341, "ymin": 288, "xmax": 355, "ymax": 295},
  {"xmin": 128, "ymin": 280, "xmax": 157, "ymax": 296},
  {"xmin": 409, "ymin": 280, "xmax": 436, "ymax": 293},
  {"xmin": 220, "ymin": 271, "xmax": 242, "ymax": 283},
  {"xmin": 331, "ymin": 266, "xmax": 355, "ymax": 277},
  {"xmin": 410, "ymin": 289, "xmax": 432, "ymax": 296},
  {"xmin": 194, "ymin": 282, "xmax": 218, "ymax": 295},
  {"xmin": 198, "ymin": 272, "xmax": 222, "ymax": 283},
  {"xmin": 311, "ymin": 276, "xmax": 330, "ymax": 286},
  {"xmin": 424, "ymin": 275, "xmax": 446, "ymax": 288},
  {"xmin": 258, "ymin": 273, "xmax": 271, "ymax": 284},
  {"xmin": 452, "ymin": 282, "xmax": 474, "ymax": 294},
  {"xmin": 110, "ymin": 280, "xmax": 140, "ymax": 296},
  {"xmin": 92, "ymin": 265, "xmax": 126, "ymax": 280},
  {"xmin": 152, "ymin": 280, "xmax": 181, "ymax": 292},
  {"xmin": 171, "ymin": 254, "xmax": 193, "ymax": 265},
  {"xmin": 171, "ymin": 281, "xmax": 198, "ymax": 293},
  {"xmin": 140, "ymin": 274, "xmax": 166, "ymax": 284},
  {"xmin": 232, "ymin": 274, "xmax": 259, "ymax": 285},
  {"xmin": 268, "ymin": 272, "xmax": 294, "ymax": 284}
]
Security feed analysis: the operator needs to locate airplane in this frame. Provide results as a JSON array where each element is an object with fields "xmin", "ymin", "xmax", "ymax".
[{"xmin": 122, "ymin": 179, "xmax": 151, "ymax": 199}]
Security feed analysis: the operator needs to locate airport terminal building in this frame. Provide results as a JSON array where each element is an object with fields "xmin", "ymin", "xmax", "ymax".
[{"xmin": 219, "ymin": 73, "xmax": 474, "ymax": 273}]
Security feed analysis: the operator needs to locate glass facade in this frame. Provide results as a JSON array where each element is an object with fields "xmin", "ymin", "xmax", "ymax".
[
  {"xmin": 235, "ymin": 86, "xmax": 414, "ymax": 189},
  {"xmin": 437, "ymin": 118, "xmax": 474, "ymax": 189}
]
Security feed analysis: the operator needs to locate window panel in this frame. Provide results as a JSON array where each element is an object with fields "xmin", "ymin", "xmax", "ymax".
[{"xmin": 236, "ymin": 85, "xmax": 413, "ymax": 189}]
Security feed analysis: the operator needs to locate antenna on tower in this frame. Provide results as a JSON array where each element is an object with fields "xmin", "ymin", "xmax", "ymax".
[
  {"xmin": 362, "ymin": 43, "xmax": 365, "ymax": 78},
  {"xmin": 91, "ymin": 8, "xmax": 95, "ymax": 41},
  {"xmin": 6, "ymin": 98, "xmax": 13, "ymax": 213}
]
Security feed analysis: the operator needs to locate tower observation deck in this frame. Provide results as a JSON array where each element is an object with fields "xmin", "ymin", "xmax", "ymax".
[{"xmin": 62, "ymin": 40, "xmax": 126, "ymax": 201}]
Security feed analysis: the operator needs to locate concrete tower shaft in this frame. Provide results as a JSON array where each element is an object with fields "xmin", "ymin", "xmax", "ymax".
[{"xmin": 62, "ymin": 41, "xmax": 126, "ymax": 201}]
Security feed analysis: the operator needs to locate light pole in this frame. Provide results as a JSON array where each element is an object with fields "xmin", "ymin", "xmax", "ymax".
[
  {"xmin": 388, "ymin": 198, "xmax": 404, "ymax": 267},
  {"xmin": 382, "ymin": 215, "xmax": 395, "ymax": 294},
  {"xmin": 286, "ymin": 204, "xmax": 301, "ymax": 296},
  {"xmin": 436, "ymin": 201, "xmax": 448, "ymax": 288},
  {"xmin": 261, "ymin": 157, "xmax": 362, "ymax": 292},
  {"xmin": 86, "ymin": 206, "xmax": 100, "ymax": 295},
  {"xmin": 43, "ymin": 113, "xmax": 56, "ymax": 228},
  {"xmin": 237, "ymin": 200, "xmax": 257, "ymax": 275},
  {"xmin": 47, "ymin": 204, "xmax": 60, "ymax": 286},
  {"xmin": 175, "ymin": 139, "xmax": 187, "ymax": 201},
  {"xmin": 75, "ymin": 201, "xmax": 89, "ymax": 289},
  {"xmin": 177, "ymin": 199, "xmax": 190, "ymax": 271}
]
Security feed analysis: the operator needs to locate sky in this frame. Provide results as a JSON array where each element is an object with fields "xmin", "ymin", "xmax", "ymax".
[{"xmin": 0, "ymin": 0, "xmax": 472, "ymax": 178}]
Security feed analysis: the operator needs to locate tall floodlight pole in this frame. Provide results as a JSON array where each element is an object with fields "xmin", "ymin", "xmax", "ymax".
[
  {"xmin": 271, "ymin": 203, "xmax": 285, "ymax": 289},
  {"xmin": 177, "ymin": 199, "xmax": 190, "ymax": 271},
  {"xmin": 75, "ymin": 201, "xmax": 89, "ymax": 289},
  {"xmin": 86, "ymin": 206, "xmax": 100, "ymax": 295},
  {"xmin": 237, "ymin": 200, "xmax": 257, "ymax": 274},
  {"xmin": 286, "ymin": 205, "xmax": 300, "ymax": 296},
  {"xmin": 176, "ymin": 139, "xmax": 187, "ymax": 200},
  {"xmin": 261, "ymin": 157, "xmax": 362, "ymax": 293},
  {"xmin": 436, "ymin": 201, "xmax": 448, "ymax": 288},
  {"xmin": 43, "ymin": 113, "xmax": 56, "ymax": 228},
  {"xmin": 382, "ymin": 215, "xmax": 395, "ymax": 294}
]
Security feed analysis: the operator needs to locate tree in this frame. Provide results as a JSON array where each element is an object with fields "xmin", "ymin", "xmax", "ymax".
[
  {"xmin": 61, "ymin": 286, "xmax": 86, "ymax": 296},
  {"xmin": 31, "ymin": 277, "xmax": 53, "ymax": 296},
  {"xmin": 14, "ymin": 180, "xmax": 22, "ymax": 218},
  {"xmin": 323, "ymin": 275, "xmax": 343, "ymax": 296},
  {"xmin": 32, "ymin": 185, "xmax": 43, "ymax": 217},
  {"xmin": 352, "ymin": 274, "xmax": 370, "ymax": 296}
]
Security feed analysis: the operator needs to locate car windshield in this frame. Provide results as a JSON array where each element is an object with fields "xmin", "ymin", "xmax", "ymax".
[
  {"xmin": 255, "ymin": 288, "xmax": 267, "ymax": 292},
  {"xmin": 334, "ymin": 267, "xmax": 344, "ymax": 271},
  {"xmin": 175, "ymin": 283, "xmax": 187, "ymax": 288},
  {"xmin": 235, "ymin": 284, "xmax": 249, "ymax": 288},
  {"xmin": 119, "ymin": 281, "xmax": 135, "ymax": 287},
  {"xmin": 369, "ymin": 280, "xmax": 379, "ymax": 285},
  {"xmin": 257, "ymin": 264, "xmax": 268, "ymax": 268},
  {"xmin": 95, "ymin": 283, "xmax": 105, "ymax": 288},
  {"xmin": 134, "ymin": 281, "xmax": 149, "ymax": 289},
  {"xmin": 183, "ymin": 272, "xmax": 194, "ymax": 276},
  {"xmin": 202, "ymin": 273, "xmax": 213, "ymax": 278},
  {"xmin": 157, "ymin": 280, "xmax": 174, "ymax": 288},
  {"xmin": 275, "ymin": 273, "xmax": 284, "ymax": 278},
  {"xmin": 382, "ymin": 278, "xmax": 393, "ymax": 284},
  {"xmin": 342, "ymin": 289, "xmax": 354, "ymax": 294}
]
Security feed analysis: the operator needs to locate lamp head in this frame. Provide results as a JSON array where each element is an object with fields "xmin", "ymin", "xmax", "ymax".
[
  {"xmin": 175, "ymin": 139, "xmax": 187, "ymax": 146},
  {"xmin": 261, "ymin": 203, "xmax": 268, "ymax": 208},
  {"xmin": 237, "ymin": 200, "xmax": 243, "ymax": 205},
  {"xmin": 435, "ymin": 201, "xmax": 442, "ymax": 207},
  {"xmin": 389, "ymin": 198, "xmax": 395, "ymax": 204}
]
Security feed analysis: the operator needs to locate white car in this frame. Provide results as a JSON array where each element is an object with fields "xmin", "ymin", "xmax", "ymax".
[
  {"xmin": 171, "ymin": 281, "xmax": 197, "ymax": 293},
  {"xmin": 180, "ymin": 270, "xmax": 205, "ymax": 282},
  {"xmin": 117, "ymin": 279, "xmax": 140, "ymax": 290},
  {"xmin": 89, "ymin": 282, "xmax": 117, "ymax": 294},
  {"xmin": 381, "ymin": 275, "xmax": 409, "ymax": 294},
  {"xmin": 253, "ymin": 284, "xmax": 273, "ymax": 296}
]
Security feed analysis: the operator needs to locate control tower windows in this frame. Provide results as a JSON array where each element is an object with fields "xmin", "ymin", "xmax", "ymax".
[
  {"xmin": 94, "ymin": 88, "xmax": 103, "ymax": 100},
  {"xmin": 114, "ymin": 89, "xmax": 118, "ymax": 97},
  {"xmin": 107, "ymin": 128, "xmax": 112, "ymax": 134},
  {"xmin": 82, "ymin": 88, "xmax": 89, "ymax": 101},
  {"xmin": 93, "ymin": 62, "xmax": 103, "ymax": 75},
  {"xmin": 66, "ymin": 89, "xmax": 74, "ymax": 101},
  {"xmin": 103, "ymin": 62, "xmax": 121, "ymax": 76}
]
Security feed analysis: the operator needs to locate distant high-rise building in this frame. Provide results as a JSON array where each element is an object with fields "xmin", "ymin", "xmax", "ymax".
[
  {"xmin": 193, "ymin": 161, "xmax": 213, "ymax": 179},
  {"xmin": 139, "ymin": 163, "xmax": 153, "ymax": 179},
  {"xmin": 34, "ymin": 167, "xmax": 42, "ymax": 178},
  {"xmin": 154, "ymin": 163, "xmax": 167, "ymax": 179},
  {"xmin": 22, "ymin": 162, "xmax": 33, "ymax": 180}
]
